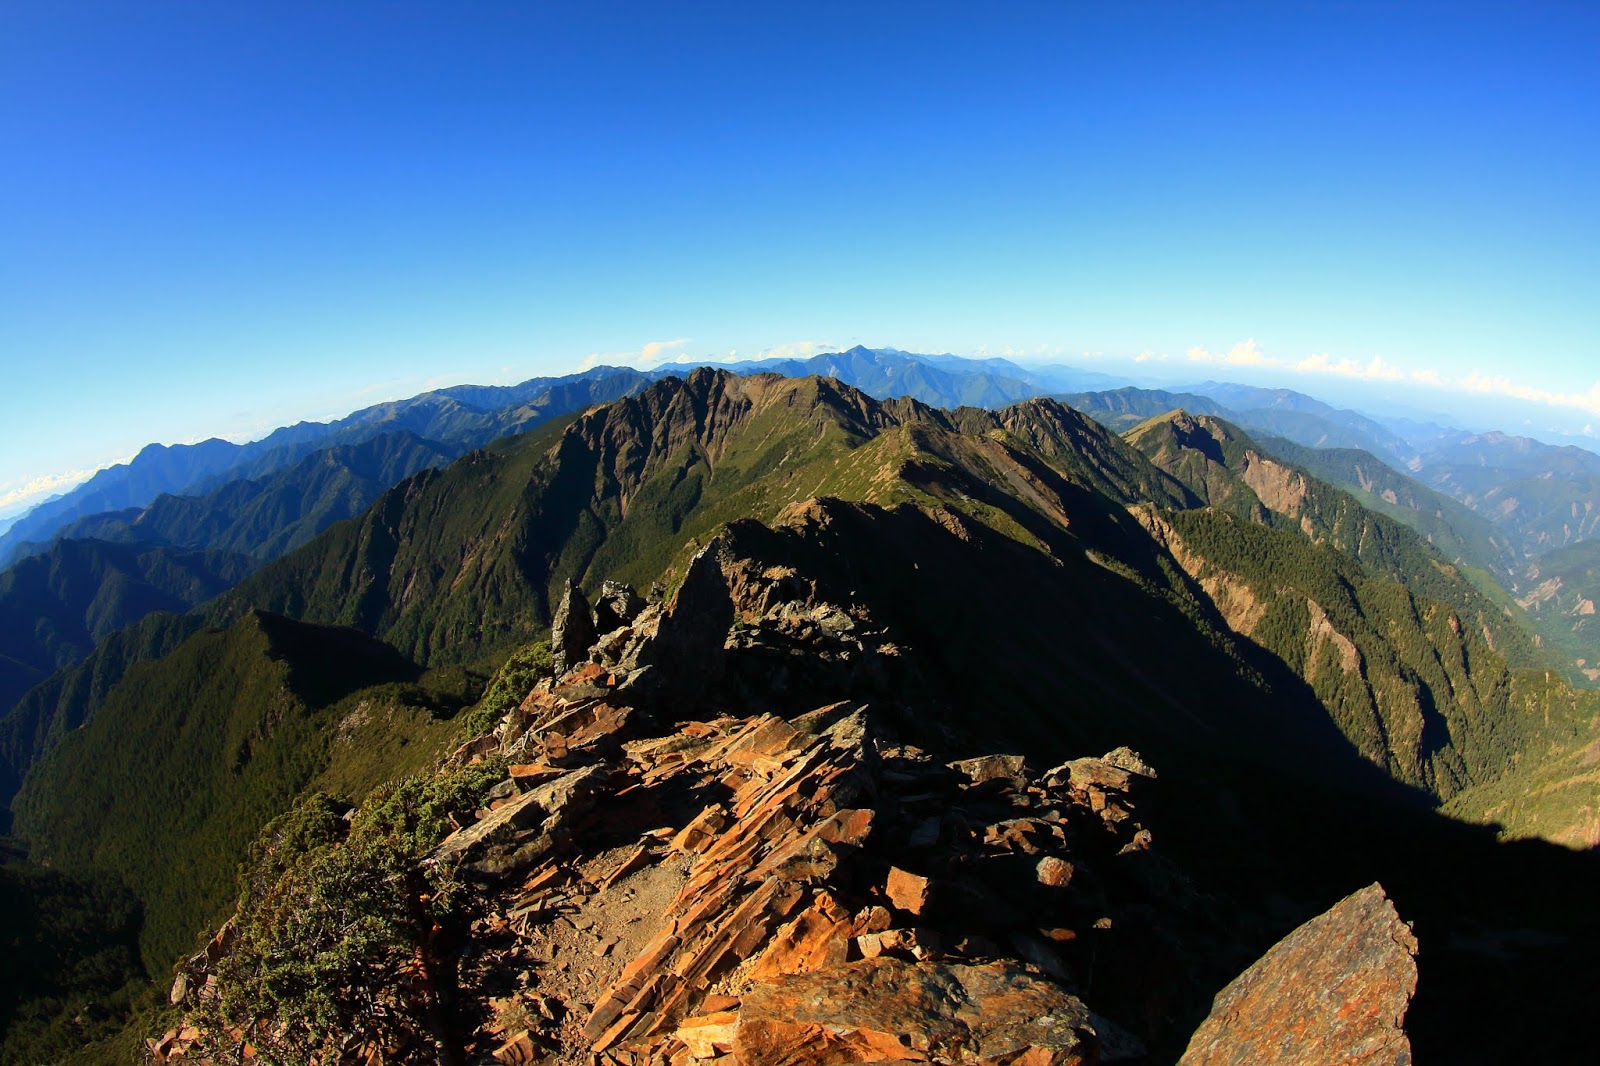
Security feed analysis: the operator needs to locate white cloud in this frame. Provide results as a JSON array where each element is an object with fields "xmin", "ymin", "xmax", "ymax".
[
  {"xmin": 672, "ymin": 340, "xmax": 842, "ymax": 365},
  {"xmin": 1187, "ymin": 338, "xmax": 1267, "ymax": 367},
  {"xmin": 1133, "ymin": 351, "xmax": 1169, "ymax": 363},
  {"xmin": 1180, "ymin": 338, "xmax": 1600, "ymax": 419},
  {"xmin": 977, "ymin": 344, "xmax": 1062, "ymax": 360},
  {"xmin": 1291, "ymin": 353, "xmax": 1405, "ymax": 381},
  {"xmin": 750, "ymin": 340, "xmax": 839, "ymax": 362},
  {"xmin": 1460, "ymin": 371, "xmax": 1600, "ymax": 416},
  {"xmin": 641, "ymin": 338, "xmax": 691, "ymax": 362},
  {"xmin": 0, "ymin": 455, "xmax": 137, "ymax": 519},
  {"xmin": 578, "ymin": 337, "xmax": 693, "ymax": 371},
  {"xmin": 1186, "ymin": 339, "xmax": 1420, "ymax": 384}
]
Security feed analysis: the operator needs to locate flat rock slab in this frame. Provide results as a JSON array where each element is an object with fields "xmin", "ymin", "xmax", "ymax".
[
  {"xmin": 430, "ymin": 763, "xmax": 610, "ymax": 866},
  {"xmin": 738, "ymin": 956, "xmax": 1097, "ymax": 1064},
  {"xmin": 1178, "ymin": 882, "xmax": 1418, "ymax": 1066}
]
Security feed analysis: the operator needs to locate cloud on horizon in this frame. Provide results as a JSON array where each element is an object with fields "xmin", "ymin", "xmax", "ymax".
[
  {"xmin": 741, "ymin": 339, "xmax": 840, "ymax": 363},
  {"xmin": 0, "ymin": 457, "xmax": 134, "ymax": 521},
  {"xmin": 1187, "ymin": 338, "xmax": 1269, "ymax": 368},
  {"xmin": 1461, "ymin": 371, "xmax": 1600, "ymax": 418},
  {"xmin": 579, "ymin": 337, "xmax": 848, "ymax": 370},
  {"xmin": 1184, "ymin": 338, "xmax": 1600, "ymax": 417},
  {"xmin": 578, "ymin": 337, "xmax": 693, "ymax": 371}
]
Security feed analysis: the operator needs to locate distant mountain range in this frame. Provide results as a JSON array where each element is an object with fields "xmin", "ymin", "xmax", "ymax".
[
  {"xmin": 5, "ymin": 346, "xmax": 1600, "ymax": 746},
  {"xmin": 0, "ymin": 366, "xmax": 659, "ymax": 567}
]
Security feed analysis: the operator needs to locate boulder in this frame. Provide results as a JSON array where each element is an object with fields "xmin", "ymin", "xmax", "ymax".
[
  {"xmin": 551, "ymin": 579, "xmax": 597, "ymax": 676},
  {"xmin": 616, "ymin": 544, "xmax": 734, "ymax": 704},
  {"xmin": 1036, "ymin": 856, "xmax": 1075, "ymax": 888},
  {"xmin": 950, "ymin": 753, "xmax": 1028, "ymax": 787},
  {"xmin": 1177, "ymin": 882, "xmax": 1417, "ymax": 1066},
  {"xmin": 736, "ymin": 957, "xmax": 1098, "ymax": 1064},
  {"xmin": 885, "ymin": 867, "xmax": 932, "ymax": 916}
]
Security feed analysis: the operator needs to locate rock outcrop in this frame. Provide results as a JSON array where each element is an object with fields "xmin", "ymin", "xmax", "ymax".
[
  {"xmin": 1177, "ymin": 883, "xmax": 1418, "ymax": 1066},
  {"xmin": 152, "ymin": 548, "xmax": 1423, "ymax": 1066},
  {"xmin": 551, "ymin": 580, "xmax": 597, "ymax": 677},
  {"xmin": 154, "ymin": 560, "xmax": 1173, "ymax": 1065}
]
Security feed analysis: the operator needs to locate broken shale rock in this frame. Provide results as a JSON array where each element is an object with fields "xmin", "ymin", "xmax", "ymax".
[
  {"xmin": 1177, "ymin": 882, "xmax": 1417, "ymax": 1066},
  {"xmin": 738, "ymin": 956, "xmax": 1100, "ymax": 1064}
]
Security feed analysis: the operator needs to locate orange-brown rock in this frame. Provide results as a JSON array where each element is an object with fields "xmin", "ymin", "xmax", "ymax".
[
  {"xmin": 1036, "ymin": 856, "xmax": 1075, "ymax": 887},
  {"xmin": 672, "ymin": 1010, "xmax": 739, "ymax": 1058},
  {"xmin": 1177, "ymin": 882, "xmax": 1417, "ymax": 1066},
  {"xmin": 174, "ymin": 571, "xmax": 1185, "ymax": 1066},
  {"xmin": 736, "ymin": 957, "xmax": 1098, "ymax": 1065},
  {"xmin": 668, "ymin": 804, "xmax": 728, "ymax": 854},
  {"xmin": 885, "ymin": 866, "xmax": 932, "ymax": 915},
  {"xmin": 950, "ymin": 753, "xmax": 1028, "ymax": 786},
  {"xmin": 491, "ymin": 1030, "xmax": 543, "ymax": 1065}
]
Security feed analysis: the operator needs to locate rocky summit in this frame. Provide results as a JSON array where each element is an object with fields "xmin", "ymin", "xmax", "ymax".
[{"xmin": 150, "ymin": 534, "xmax": 1421, "ymax": 1065}]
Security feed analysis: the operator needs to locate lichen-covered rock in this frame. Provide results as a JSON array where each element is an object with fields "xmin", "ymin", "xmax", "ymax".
[
  {"xmin": 737, "ymin": 957, "xmax": 1099, "ymax": 1065},
  {"xmin": 592, "ymin": 578, "xmax": 646, "ymax": 634},
  {"xmin": 1177, "ymin": 882, "xmax": 1417, "ymax": 1066},
  {"xmin": 551, "ymin": 579, "xmax": 597, "ymax": 676}
]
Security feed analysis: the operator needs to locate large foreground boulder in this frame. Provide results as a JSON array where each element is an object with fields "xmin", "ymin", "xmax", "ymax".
[
  {"xmin": 737, "ymin": 956, "xmax": 1098, "ymax": 1064},
  {"xmin": 1178, "ymin": 882, "xmax": 1417, "ymax": 1066}
]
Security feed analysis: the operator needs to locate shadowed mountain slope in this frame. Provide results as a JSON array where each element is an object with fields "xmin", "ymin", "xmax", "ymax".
[
  {"xmin": 8, "ymin": 373, "xmax": 1588, "ymax": 811},
  {"xmin": 11, "ymin": 372, "xmax": 1600, "ymax": 1065},
  {"xmin": 10, "ymin": 610, "xmax": 422, "ymax": 971},
  {"xmin": 0, "ymin": 540, "xmax": 255, "ymax": 731},
  {"xmin": 36, "ymin": 431, "xmax": 460, "ymax": 564}
]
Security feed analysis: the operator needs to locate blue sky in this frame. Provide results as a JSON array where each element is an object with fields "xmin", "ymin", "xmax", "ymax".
[{"xmin": 2, "ymin": 2, "xmax": 1597, "ymax": 516}]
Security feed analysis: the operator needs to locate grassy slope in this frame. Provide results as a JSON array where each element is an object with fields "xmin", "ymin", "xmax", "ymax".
[{"xmin": 10, "ymin": 611, "xmax": 425, "ymax": 971}]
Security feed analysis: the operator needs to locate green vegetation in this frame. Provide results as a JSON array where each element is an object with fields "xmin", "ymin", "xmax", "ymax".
[
  {"xmin": 1254, "ymin": 436, "xmax": 1514, "ymax": 573},
  {"xmin": 1, "ymin": 622, "xmax": 543, "ymax": 1060},
  {"xmin": 0, "ymin": 857, "xmax": 146, "ymax": 1066},
  {"xmin": 7, "ymin": 369, "xmax": 1600, "ymax": 1062},
  {"xmin": 193, "ymin": 761, "xmax": 504, "ymax": 1066},
  {"xmin": 457, "ymin": 640, "xmax": 553, "ymax": 739},
  {"xmin": 11, "ymin": 611, "xmax": 423, "ymax": 972},
  {"xmin": 1516, "ymin": 539, "xmax": 1600, "ymax": 681},
  {"xmin": 0, "ymin": 539, "xmax": 255, "ymax": 727},
  {"xmin": 1058, "ymin": 386, "xmax": 1227, "ymax": 432},
  {"xmin": 1162, "ymin": 506, "xmax": 1594, "ymax": 798},
  {"xmin": 1442, "ymin": 702, "xmax": 1600, "ymax": 847},
  {"xmin": 1126, "ymin": 412, "xmax": 1543, "ymax": 671},
  {"xmin": 1418, "ymin": 433, "xmax": 1600, "ymax": 560}
]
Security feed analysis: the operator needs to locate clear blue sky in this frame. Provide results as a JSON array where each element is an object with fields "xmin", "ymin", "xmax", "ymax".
[{"xmin": 2, "ymin": 2, "xmax": 1597, "ymax": 515}]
